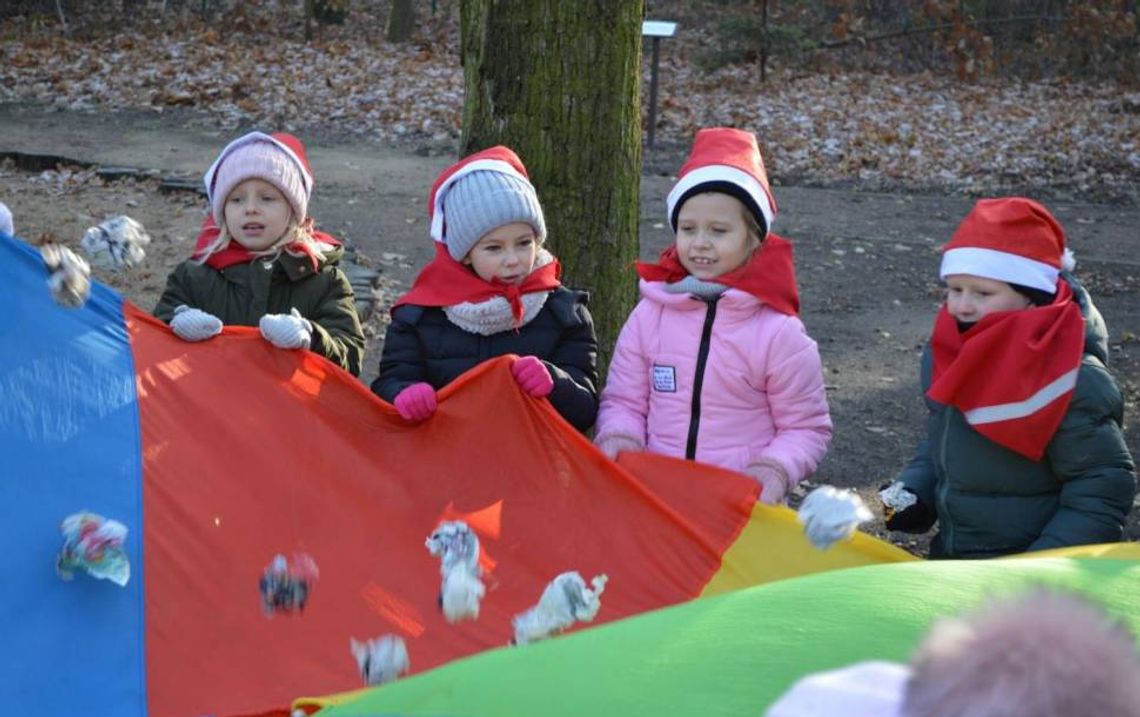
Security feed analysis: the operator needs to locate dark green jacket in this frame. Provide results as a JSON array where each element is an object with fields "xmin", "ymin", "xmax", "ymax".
[
  {"xmin": 154, "ymin": 246, "xmax": 365, "ymax": 376},
  {"xmin": 898, "ymin": 277, "xmax": 1135, "ymax": 559}
]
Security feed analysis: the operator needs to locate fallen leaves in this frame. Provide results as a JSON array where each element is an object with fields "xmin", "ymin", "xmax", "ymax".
[{"xmin": 0, "ymin": 6, "xmax": 1136, "ymax": 200}]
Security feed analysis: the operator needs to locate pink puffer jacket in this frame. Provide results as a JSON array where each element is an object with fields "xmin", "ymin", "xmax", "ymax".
[{"xmin": 596, "ymin": 280, "xmax": 832, "ymax": 484}]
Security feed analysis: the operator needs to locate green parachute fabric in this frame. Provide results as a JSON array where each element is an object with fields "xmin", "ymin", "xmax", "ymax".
[{"xmin": 307, "ymin": 556, "xmax": 1140, "ymax": 716}]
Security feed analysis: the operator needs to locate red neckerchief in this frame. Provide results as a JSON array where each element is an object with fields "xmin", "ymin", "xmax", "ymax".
[
  {"xmin": 191, "ymin": 216, "xmax": 336, "ymax": 272},
  {"xmin": 635, "ymin": 233, "xmax": 800, "ymax": 316},
  {"xmin": 928, "ymin": 280, "xmax": 1085, "ymax": 461},
  {"xmin": 394, "ymin": 243, "xmax": 562, "ymax": 324}
]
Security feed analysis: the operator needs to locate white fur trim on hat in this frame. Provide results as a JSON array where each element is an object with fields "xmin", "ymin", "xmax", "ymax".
[
  {"xmin": 430, "ymin": 158, "xmax": 530, "ymax": 245},
  {"xmin": 666, "ymin": 164, "xmax": 775, "ymax": 233},
  {"xmin": 940, "ymin": 246, "xmax": 1060, "ymax": 293}
]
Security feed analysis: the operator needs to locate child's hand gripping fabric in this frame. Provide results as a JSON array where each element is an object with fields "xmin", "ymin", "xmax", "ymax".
[
  {"xmin": 170, "ymin": 304, "xmax": 223, "ymax": 342},
  {"xmin": 596, "ymin": 435, "xmax": 644, "ymax": 460},
  {"xmin": 393, "ymin": 383, "xmax": 437, "ymax": 422},
  {"xmin": 746, "ymin": 462, "xmax": 791, "ymax": 505},
  {"xmin": 511, "ymin": 355, "xmax": 554, "ymax": 398},
  {"xmin": 259, "ymin": 307, "xmax": 312, "ymax": 350}
]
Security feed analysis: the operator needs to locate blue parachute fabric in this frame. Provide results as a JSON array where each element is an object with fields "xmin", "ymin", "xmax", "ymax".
[{"xmin": 0, "ymin": 232, "xmax": 147, "ymax": 715}]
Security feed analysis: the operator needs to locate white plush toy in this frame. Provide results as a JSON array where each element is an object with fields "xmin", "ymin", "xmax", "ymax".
[
  {"xmin": 350, "ymin": 634, "xmax": 409, "ymax": 687},
  {"xmin": 512, "ymin": 571, "xmax": 608, "ymax": 646},
  {"xmin": 80, "ymin": 215, "xmax": 151, "ymax": 269},
  {"xmin": 797, "ymin": 486, "xmax": 873, "ymax": 550},
  {"xmin": 40, "ymin": 241, "xmax": 91, "ymax": 308},
  {"xmin": 425, "ymin": 520, "xmax": 485, "ymax": 623}
]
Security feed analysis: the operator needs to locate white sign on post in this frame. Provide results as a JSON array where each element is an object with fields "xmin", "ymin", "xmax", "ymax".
[{"xmin": 642, "ymin": 20, "xmax": 677, "ymax": 38}]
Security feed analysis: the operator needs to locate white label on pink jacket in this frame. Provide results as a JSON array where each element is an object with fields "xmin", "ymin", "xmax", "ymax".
[{"xmin": 652, "ymin": 365, "xmax": 677, "ymax": 393}]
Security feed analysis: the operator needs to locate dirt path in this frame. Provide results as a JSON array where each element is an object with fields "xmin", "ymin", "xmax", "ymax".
[{"xmin": 3, "ymin": 104, "xmax": 1138, "ymax": 550}]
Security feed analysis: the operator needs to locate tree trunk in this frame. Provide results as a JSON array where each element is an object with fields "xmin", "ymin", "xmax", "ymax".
[
  {"xmin": 460, "ymin": 0, "xmax": 643, "ymax": 376},
  {"xmin": 388, "ymin": 0, "xmax": 416, "ymax": 42}
]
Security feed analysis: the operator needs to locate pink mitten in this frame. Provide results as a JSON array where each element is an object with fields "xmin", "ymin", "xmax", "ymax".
[
  {"xmin": 745, "ymin": 462, "xmax": 790, "ymax": 505},
  {"xmin": 393, "ymin": 383, "xmax": 437, "ymax": 422},
  {"xmin": 511, "ymin": 356, "xmax": 554, "ymax": 398}
]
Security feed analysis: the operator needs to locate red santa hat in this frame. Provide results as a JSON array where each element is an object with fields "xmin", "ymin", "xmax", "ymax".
[
  {"xmin": 427, "ymin": 146, "xmax": 545, "ymax": 260},
  {"xmin": 203, "ymin": 131, "xmax": 314, "ymax": 226},
  {"xmin": 666, "ymin": 127, "xmax": 777, "ymax": 237},
  {"xmin": 940, "ymin": 197, "xmax": 1075, "ymax": 293}
]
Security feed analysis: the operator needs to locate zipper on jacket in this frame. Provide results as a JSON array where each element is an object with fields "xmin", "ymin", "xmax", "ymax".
[{"xmin": 685, "ymin": 298, "xmax": 720, "ymax": 460}]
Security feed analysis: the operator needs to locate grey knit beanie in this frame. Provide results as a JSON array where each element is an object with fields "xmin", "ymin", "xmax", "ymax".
[{"xmin": 441, "ymin": 170, "xmax": 546, "ymax": 261}]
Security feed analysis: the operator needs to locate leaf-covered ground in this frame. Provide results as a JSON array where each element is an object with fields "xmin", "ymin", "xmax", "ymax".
[{"xmin": 3, "ymin": 1, "xmax": 1137, "ymax": 201}]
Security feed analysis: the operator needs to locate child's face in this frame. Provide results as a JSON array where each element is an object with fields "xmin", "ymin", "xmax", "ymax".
[
  {"xmin": 674, "ymin": 193, "xmax": 759, "ymax": 280},
  {"xmin": 223, "ymin": 178, "xmax": 294, "ymax": 251},
  {"xmin": 463, "ymin": 222, "xmax": 538, "ymax": 284},
  {"xmin": 944, "ymin": 274, "xmax": 1032, "ymax": 323}
]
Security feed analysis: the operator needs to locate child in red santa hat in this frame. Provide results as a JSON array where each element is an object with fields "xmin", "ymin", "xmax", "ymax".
[
  {"xmin": 371, "ymin": 146, "xmax": 598, "ymax": 432},
  {"xmin": 594, "ymin": 127, "xmax": 832, "ymax": 505},
  {"xmin": 154, "ymin": 131, "xmax": 365, "ymax": 376},
  {"xmin": 881, "ymin": 197, "xmax": 1135, "ymax": 558}
]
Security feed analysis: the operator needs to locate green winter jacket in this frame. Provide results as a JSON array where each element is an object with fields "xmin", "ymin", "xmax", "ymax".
[
  {"xmin": 897, "ymin": 276, "xmax": 1136, "ymax": 559},
  {"xmin": 154, "ymin": 246, "xmax": 365, "ymax": 376}
]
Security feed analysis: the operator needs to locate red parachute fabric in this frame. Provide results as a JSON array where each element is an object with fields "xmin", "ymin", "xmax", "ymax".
[{"xmin": 127, "ymin": 306, "xmax": 757, "ymax": 717}]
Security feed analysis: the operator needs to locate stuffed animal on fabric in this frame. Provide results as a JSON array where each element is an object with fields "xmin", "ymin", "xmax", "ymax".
[
  {"xmin": 258, "ymin": 553, "xmax": 319, "ymax": 616},
  {"xmin": 512, "ymin": 571, "xmax": 608, "ymax": 645},
  {"xmin": 80, "ymin": 215, "xmax": 151, "ymax": 270},
  {"xmin": 350, "ymin": 634, "xmax": 410, "ymax": 687},
  {"xmin": 40, "ymin": 240, "xmax": 91, "ymax": 308},
  {"xmin": 797, "ymin": 486, "xmax": 873, "ymax": 550},
  {"xmin": 57, "ymin": 511, "xmax": 130, "ymax": 586},
  {"xmin": 425, "ymin": 520, "xmax": 485, "ymax": 623}
]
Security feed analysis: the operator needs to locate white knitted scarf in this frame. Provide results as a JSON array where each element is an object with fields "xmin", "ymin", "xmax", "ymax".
[{"xmin": 444, "ymin": 249, "xmax": 555, "ymax": 336}]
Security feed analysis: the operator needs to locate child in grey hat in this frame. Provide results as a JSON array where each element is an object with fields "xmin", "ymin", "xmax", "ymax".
[{"xmin": 372, "ymin": 146, "xmax": 598, "ymax": 432}]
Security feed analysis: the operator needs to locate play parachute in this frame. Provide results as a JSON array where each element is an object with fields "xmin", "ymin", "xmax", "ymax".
[{"xmin": 3, "ymin": 231, "xmax": 1136, "ymax": 716}]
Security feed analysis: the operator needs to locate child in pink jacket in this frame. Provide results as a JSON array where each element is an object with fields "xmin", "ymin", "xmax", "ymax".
[{"xmin": 594, "ymin": 128, "xmax": 832, "ymax": 504}]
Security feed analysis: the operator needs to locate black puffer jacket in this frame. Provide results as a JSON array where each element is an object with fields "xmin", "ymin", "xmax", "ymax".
[
  {"xmin": 896, "ymin": 276, "xmax": 1136, "ymax": 558},
  {"xmin": 372, "ymin": 287, "xmax": 599, "ymax": 432}
]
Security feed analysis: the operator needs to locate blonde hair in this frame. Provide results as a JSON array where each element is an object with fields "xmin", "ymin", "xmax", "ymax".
[
  {"xmin": 904, "ymin": 589, "xmax": 1140, "ymax": 717},
  {"xmin": 741, "ymin": 207, "xmax": 765, "ymax": 245},
  {"xmin": 195, "ymin": 219, "xmax": 328, "ymax": 265}
]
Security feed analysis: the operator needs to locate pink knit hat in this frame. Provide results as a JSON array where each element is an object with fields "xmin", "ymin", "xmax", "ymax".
[{"xmin": 203, "ymin": 131, "xmax": 313, "ymax": 227}]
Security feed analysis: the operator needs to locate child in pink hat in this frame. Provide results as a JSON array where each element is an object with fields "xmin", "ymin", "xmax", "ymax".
[
  {"xmin": 881, "ymin": 197, "xmax": 1134, "ymax": 557},
  {"xmin": 594, "ymin": 127, "xmax": 832, "ymax": 504},
  {"xmin": 154, "ymin": 131, "xmax": 365, "ymax": 376}
]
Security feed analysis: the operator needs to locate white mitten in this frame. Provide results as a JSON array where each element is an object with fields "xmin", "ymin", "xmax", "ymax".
[
  {"xmin": 170, "ymin": 305, "xmax": 223, "ymax": 342},
  {"xmin": 80, "ymin": 215, "xmax": 151, "ymax": 269},
  {"xmin": 259, "ymin": 308, "xmax": 312, "ymax": 350},
  {"xmin": 594, "ymin": 434, "xmax": 643, "ymax": 460},
  {"xmin": 40, "ymin": 242, "xmax": 91, "ymax": 308},
  {"xmin": 797, "ymin": 486, "xmax": 873, "ymax": 550}
]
